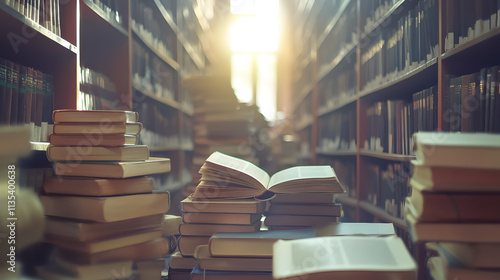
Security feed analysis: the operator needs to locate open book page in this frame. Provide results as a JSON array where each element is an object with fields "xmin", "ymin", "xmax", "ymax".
[
  {"xmin": 205, "ymin": 152, "xmax": 270, "ymax": 188},
  {"xmin": 268, "ymin": 166, "xmax": 336, "ymax": 188},
  {"xmin": 273, "ymin": 236, "xmax": 416, "ymax": 279}
]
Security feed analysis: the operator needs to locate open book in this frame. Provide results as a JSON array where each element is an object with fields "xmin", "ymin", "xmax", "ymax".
[{"xmin": 193, "ymin": 151, "xmax": 345, "ymax": 199}]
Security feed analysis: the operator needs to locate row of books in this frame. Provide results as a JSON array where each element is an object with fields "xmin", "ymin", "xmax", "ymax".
[
  {"xmin": 78, "ymin": 66, "xmax": 122, "ymax": 111},
  {"xmin": 317, "ymin": 64, "xmax": 357, "ymax": 114},
  {"xmin": 367, "ymin": 161, "xmax": 412, "ymax": 220},
  {"xmin": 132, "ymin": 39, "xmax": 177, "ymax": 101},
  {"xmin": 134, "ymin": 97, "xmax": 181, "ymax": 148},
  {"xmin": 362, "ymin": 0, "xmax": 400, "ymax": 33},
  {"xmin": 361, "ymin": 0, "xmax": 438, "ymax": 90},
  {"xmin": 365, "ymin": 86, "xmax": 437, "ymax": 155},
  {"xmin": 406, "ymin": 132, "xmax": 500, "ymax": 279},
  {"xmin": 39, "ymin": 110, "xmax": 175, "ymax": 279},
  {"xmin": 444, "ymin": 65, "xmax": 500, "ymax": 133},
  {"xmin": 444, "ymin": 0, "xmax": 500, "ymax": 51},
  {"xmin": 86, "ymin": 0, "xmax": 122, "ymax": 26},
  {"xmin": 2, "ymin": 0, "xmax": 61, "ymax": 36},
  {"xmin": 316, "ymin": 1, "xmax": 357, "ymax": 70},
  {"xmin": 317, "ymin": 108, "xmax": 356, "ymax": 153},
  {"xmin": 0, "ymin": 57, "xmax": 54, "ymax": 141},
  {"xmin": 131, "ymin": 0, "xmax": 175, "ymax": 60}
]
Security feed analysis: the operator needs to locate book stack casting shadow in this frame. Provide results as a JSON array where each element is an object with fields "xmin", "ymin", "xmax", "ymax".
[
  {"xmin": 37, "ymin": 110, "xmax": 176, "ymax": 280},
  {"xmin": 406, "ymin": 132, "xmax": 500, "ymax": 280}
]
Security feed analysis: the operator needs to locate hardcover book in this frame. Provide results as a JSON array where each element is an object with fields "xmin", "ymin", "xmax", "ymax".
[
  {"xmin": 43, "ymin": 176, "xmax": 155, "ymax": 196},
  {"xmin": 52, "ymin": 109, "xmax": 139, "ymax": 123},
  {"xmin": 193, "ymin": 151, "xmax": 344, "ymax": 199},
  {"xmin": 194, "ymin": 245, "xmax": 272, "ymax": 272},
  {"xmin": 52, "ymin": 122, "xmax": 142, "ymax": 135},
  {"xmin": 40, "ymin": 192, "xmax": 170, "ymax": 222},
  {"xmin": 46, "ymin": 144, "xmax": 149, "ymax": 162},
  {"xmin": 44, "ymin": 214, "xmax": 164, "ymax": 241},
  {"xmin": 53, "ymin": 157, "xmax": 171, "ymax": 178},
  {"xmin": 49, "ymin": 133, "xmax": 139, "ymax": 147}
]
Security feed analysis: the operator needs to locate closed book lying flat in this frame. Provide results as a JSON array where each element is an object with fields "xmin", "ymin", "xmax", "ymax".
[
  {"xmin": 406, "ymin": 209, "xmax": 500, "ymax": 243},
  {"xmin": 179, "ymin": 220, "xmax": 261, "ymax": 236},
  {"xmin": 183, "ymin": 212, "xmax": 262, "ymax": 225},
  {"xmin": 181, "ymin": 197, "xmax": 265, "ymax": 214},
  {"xmin": 191, "ymin": 266, "xmax": 273, "ymax": 280},
  {"xmin": 413, "ymin": 132, "xmax": 500, "ymax": 169},
  {"xmin": 169, "ymin": 252, "xmax": 197, "ymax": 270},
  {"xmin": 52, "ymin": 110, "xmax": 139, "ymax": 123},
  {"xmin": 264, "ymin": 215, "xmax": 339, "ymax": 227},
  {"xmin": 43, "ymin": 176, "xmax": 154, "ymax": 196},
  {"xmin": 45, "ymin": 229, "xmax": 162, "ymax": 253},
  {"xmin": 194, "ymin": 245, "xmax": 272, "ymax": 272},
  {"xmin": 49, "ymin": 133, "xmax": 138, "ymax": 147},
  {"xmin": 273, "ymin": 236, "xmax": 416, "ymax": 280},
  {"xmin": 57, "ymin": 237, "xmax": 176, "ymax": 265},
  {"xmin": 46, "ymin": 145, "xmax": 149, "ymax": 162},
  {"xmin": 407, "ymin": 190, "xmax": 500, "ymax": 222},
  {"xmin": 410, "ymin": 160, "xmax": 500, "ymax": 192},
  {"xmin": 53, "ymin": 122, "xmax": 142, "ymax": 135},
  {"xmin": 44, "ymin": 214, "xmax": 164, "ymax": 241},
  {"xmin": 268, "ymin": 203, "xmax": 342, "ymax": 216},
  {"xmin": 178, "ymin": 236, "xmax": 211, "ymax": 257},
  {"xmin": 209, "ymin": 223, "xmax": 395, "ymax": 257},
  {"xmin": 54, "ymin": 157, "xmax": 171, "ymax": 178},
  {"xmin": 41, "ymin": 192, "xmax": 170, "ymax": 222}
]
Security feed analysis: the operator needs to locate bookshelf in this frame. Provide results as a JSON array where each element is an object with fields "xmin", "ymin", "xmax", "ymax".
[
  {"xmin": 287, "ymin": 0, "xmax": 500, "ymax": 278},
  {"xmin": 0, "ymin": 0, "xmax": 216, "ymax": 202}
]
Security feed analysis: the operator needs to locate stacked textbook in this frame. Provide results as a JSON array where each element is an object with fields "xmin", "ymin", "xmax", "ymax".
[
  {"xmin": 37, "ymin": 110, "xmax": 176, "ymax": 280},
  {"xmin": 405, "ymin": 132, "xmax": 500, "ymax": 279},
  {"xmin": 173, "ymin": 194, "xmax": 265, "ymax": 279},
  {"xmin": 265, "ymin": 192, "xmax": 342, "ymax": 230}
]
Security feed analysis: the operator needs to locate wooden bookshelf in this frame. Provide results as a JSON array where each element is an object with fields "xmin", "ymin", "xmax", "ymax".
[
  {"xmin": 1, "ymin": 0, "xmax": 215, "ymax": 200},
  {"xmin": 286, "ymin": 1, "xmax": 500, "ymax": 278}
]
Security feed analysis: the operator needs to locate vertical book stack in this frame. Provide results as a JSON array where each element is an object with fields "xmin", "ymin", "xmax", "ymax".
[
  {"xmin": 172, "ymin": 195, "xmax": 265, "ymax": 279},
  {"xmin": 265, "ymin": 192, "xmax": 342, "ymax": 230},
  {"xmin": 181, "ymin": 151, "xmax": 344, "ymax": 279},
  {"xmin": 405, "ymin": 132, "xmax": 500, "ymax": 280},
  {"xmin": 37, "ymin": 110, "xmax": 176, "ymax": 280}
]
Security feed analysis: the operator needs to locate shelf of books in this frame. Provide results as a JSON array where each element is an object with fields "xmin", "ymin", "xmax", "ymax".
[
  {"xmin": 288, "ymin": 1, "xmax": 500, "ymax": 278},
  {"xmin": 1, "ymin": 0, "xmax": 214, "ymax": 236}
]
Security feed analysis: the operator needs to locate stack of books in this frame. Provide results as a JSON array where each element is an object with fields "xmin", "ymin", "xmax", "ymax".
[
  {"xmin": 36, "ymin": 110, "xmax": 176, "ymax": 280},
  {"xmin": 172, "ymin": 196, "xmax": 265, "ymax": 279},
  {"xmin": 405, "ymin": 132, "xmax": 500, "ymax": 279},
  {"xmin": 265, "ymin": 192, "xmax": 342, "ymax": 230},
  {"xmin": 179, "ymin": 151, "xmax": 345, "ymax": 278},
  {"xmin": 182, "ymin": 75, "xmax": 265, "ymax": 183}
]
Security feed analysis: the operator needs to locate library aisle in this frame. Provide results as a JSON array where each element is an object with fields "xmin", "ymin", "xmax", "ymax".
[{"xmin": 2, "ymin": 0, "xmax": 500, "ymax": 280}]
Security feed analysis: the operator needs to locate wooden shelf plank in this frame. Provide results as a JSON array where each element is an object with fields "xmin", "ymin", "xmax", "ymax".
[
  {"xmin": 133, "ymin": 86, "xmax": 181, "ymax": 110},
  {"xmin": 359, "ymin": 149, "xmax": 416, "ymax": 161},
  {"xmin": 131, "ymin": 29, "xmax": 179, "ymax": 71},
  {"xmin": 82, "ymin": 0, "xmax": 128, "ymax": 37}
]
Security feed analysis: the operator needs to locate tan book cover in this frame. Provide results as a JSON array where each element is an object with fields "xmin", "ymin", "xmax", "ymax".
[
  {"xmin": 53, "ymin": 157, "xmax": 171, "ymax": 178},
  {"xmin": 43, "ymin": 176, "xmax": 154, "ymax": 196},
  {"xmin": 52, "ymin": 109, "xmax": 139, "ymax": 123},
  {"xmin": 41, "ymin": 192, "xmax": 170, "ymax": 222},
  {"xmin": 194, "ymin": 245, "xmax": 272, "ymax": 272},
  {"xmin": 46, "ymin": 144, "xmax": 149, "ymax": 162}
]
